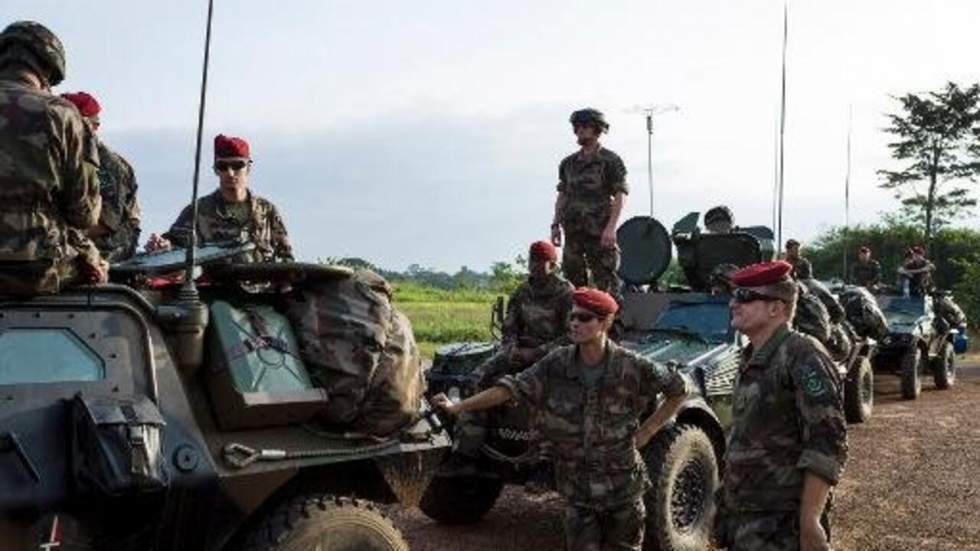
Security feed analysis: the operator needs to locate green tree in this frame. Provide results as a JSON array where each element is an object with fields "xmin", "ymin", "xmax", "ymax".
[{"xmin": 878, "ymin": 81, "xmax": 980, "ymax": 246}]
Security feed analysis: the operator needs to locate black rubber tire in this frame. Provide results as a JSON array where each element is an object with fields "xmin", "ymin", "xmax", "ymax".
[
  {"xmin": 900, "ymin": 347, "xmax": 922, "ymax": 400},
  {"xmin": 844, "ymin": 357, "xmax": 874, "ymax": 423},
  {"xmin": 932, "ymin": 341, "xmax": 956, "ymax": 389},
  {"xmin": 642, "ymin": 425, "xmax": 719, "ymax": 551},
  {"xmin": 238, "ymin": 494, "xmax": 407, "ymax": 551},
  {"xmin": 418, "ymin": 474, "xmax": 504, "ymax": 525}
]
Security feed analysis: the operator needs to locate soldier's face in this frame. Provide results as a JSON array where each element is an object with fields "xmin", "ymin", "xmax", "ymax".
[
  {"xmin": 573, "ymin": 123, "xmax": 599, "ymax": 145},
  {"xmin": 785, "ymin": 245, "xmax": 799, "ymax": 259},
  {"xmin": 730, "ymin": 295, "xmax": 783, "ymax": 334},
  {"xmin": 569, "ymin": 307, "xmax": 610, "ymax": 343},
  {"xmin": 214, "ymin": 157, "xmax": 251, "ymax": 192},
  {"xmin": 529, "ymin": 257, "xmax": 555, "ymax": 279},
  {"xmin": 858, "ymin": 251, "xmax": 870, "ymax": 262}
]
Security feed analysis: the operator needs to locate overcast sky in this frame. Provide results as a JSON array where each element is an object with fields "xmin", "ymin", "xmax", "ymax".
[{"xmin": 8, "ymin": 1, "xmax": 980, "ymax": 271}]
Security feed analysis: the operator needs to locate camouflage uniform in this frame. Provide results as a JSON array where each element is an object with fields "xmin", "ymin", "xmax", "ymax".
[
  {"xmin": 454, "ymin": 272, "xmax": 573, "ymax": 456},
  {"xmin": 719, "ymin": 324, "xmax": 847, "ymax": 550},
  {"xmin": 92, "ymin": 142, "xmax": 141, "ymax": 262},
  {"xmin": 786, "ymin": 256, "xmax": 812, "ymax": 280},
  {"xmin": 900, "ymin": 258, "xmax": 934, "ymax": 296},
  {"xmin": 496, "ymin": 342, "xmax": 688, "ymax": 551},
  {"xmin": 0, "ymin": 78, "xmax": 102, "ymax": 294},
  {"xmin": 849, "ymin": 259, "xmax": 880, "ymax": 289},
  {"xmin": 163, "ymin": 189, "xmax": 293, "ymax": 263},
  {"xmin": 557, "ymin": 147, "xmax": 628, "ymax": 294}
]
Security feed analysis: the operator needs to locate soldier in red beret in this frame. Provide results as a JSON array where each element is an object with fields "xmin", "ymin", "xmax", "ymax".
[
  {"xmin": 717, "ymin": 261, "xmax": 847, "ymax": 551},
  {"xmin": 444, "ymin": 240, "xmax": 573, "ymax": 475},
  {"xmin": 62, "ymin": 91, "xmax": 143, "ymax": 263},
  {"xmin": 433, "ymin": 286, "xmax": 690, "ymax": 550},
  {"xmin": 145, "ymin": 134, "xmax": 293, "ymax": 263}
]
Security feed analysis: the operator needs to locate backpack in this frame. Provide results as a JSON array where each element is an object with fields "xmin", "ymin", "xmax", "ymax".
[
  {"xmin": 839, "ymin": 286, "xmax": 889, "ymax": 340},
  {"xmin": 794, "ymin": 285, "xmax": 831, "ymax": 344},
  {"xmin": 286, "ymin": 269, "xmax": 424, "ymax": 437}
]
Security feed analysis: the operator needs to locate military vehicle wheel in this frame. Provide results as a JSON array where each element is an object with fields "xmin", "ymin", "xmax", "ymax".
[
  {"xmin": 418, "ymin": 474, "xmax": 504, "ymax": 525},
  {"xmin": 239, "ymin": 494, "xmax": 407, "ymax": 551},
  {"xmin": 900, "ymin": 348, "xmax": 922, "ymax": 400},
  {"xmin": 931, "ymin": 341, "xmax": 956, "ymax": 389},
  {"xmin": 642, "ymin": 424, "xmax": 718, "ymax": 551},
  {"xmin": 844, "ymin": 357, "xmax": 874, "ymax": 423}
]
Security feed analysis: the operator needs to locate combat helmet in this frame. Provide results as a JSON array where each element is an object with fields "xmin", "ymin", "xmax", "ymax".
[
  {"xmin": 0, "ymin": 21, "xmax": 66, "ymax": 86},
  {"xmin": 569, "ymin": 108, "xmax": 609, "ymax": 132}
]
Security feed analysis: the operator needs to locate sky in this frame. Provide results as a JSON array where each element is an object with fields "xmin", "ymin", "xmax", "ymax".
[{"xmin": 7, "ymin": 1, "xmax": 980, "ymax": 271}]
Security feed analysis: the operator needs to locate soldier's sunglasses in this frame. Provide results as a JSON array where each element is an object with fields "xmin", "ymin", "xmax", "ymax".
[
  {"xmin": 569, "ymin": 311, "xmax": 598, "ymax": 323},
  {"xmin": 215, "ymin": 160, "xmax": 248, "ymax": 172},
  {"xmin": 732, "ymin": 288, "xmax": 782, "ymax": 304}
]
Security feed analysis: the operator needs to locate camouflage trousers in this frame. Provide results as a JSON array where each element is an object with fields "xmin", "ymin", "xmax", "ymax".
[
  {"xmin": 453, "ymin": 350, "xmax": 527, "ymax": 457},
  {"xmin": 564, "ymin": 497, "xmax": 645, "ymax": 551},
  {"xmin": 0, "ymin": 258, "xmax": 82, "ymax": 295},
  {"xmin": 724, "ymin": 510, "xmax": 831, "ymax": 551},
  {"xmin": 562, "ymin": 233, "xmax": 621, "ymax": 296}
]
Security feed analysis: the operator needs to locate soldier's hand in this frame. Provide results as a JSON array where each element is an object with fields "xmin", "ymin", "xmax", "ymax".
[
  {"xmin": 430, "ymin": 393, "xmax": 459, "ymax": 416},
  {"xmin": 600, "ymin": 227, "xmax": 617, "ymax": 249},
  {"xmin": 550, "ymin": 224, "xmax": 562, "ymax": 247},
  {"xmin": 78, "ymin": 257, "xmax": 109, "ymax": 284},
  {"xmin": 145, "ymin": 233, "xmax": 172, "ymax": 253},
  {"xmin": 800, "ymin": 516, "xmax": 829, "ymax": 551}
]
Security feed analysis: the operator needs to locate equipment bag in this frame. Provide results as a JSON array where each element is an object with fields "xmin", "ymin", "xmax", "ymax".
[
  {"xmin": 839, "ymin": 286, "xmax": 889, "ymax": 340},
  {"xmin": 286, "ymin": 268, "xmax": 425, "ymax": 437},
  {"xmin": 794, "ymin": 285, "xmax": 832, "ymax": 344},
  {"xmin": 207, "ymin": 301, "xmax": 328, "ymax": 430},
  {"xmin": 71, "ymin": 393, "xmax": 168, "ymax": 496}
]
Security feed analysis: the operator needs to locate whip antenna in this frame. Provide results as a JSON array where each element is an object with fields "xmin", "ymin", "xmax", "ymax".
[
  {"xmin": 776, "ymin": 1, "xmax": 788, "ymax": 247},
  {"xmin": 625, "ymin": 103, "xmax": 679, "ymax": 217},
  {"xmin": 184, "ymin": 0, "xmax": 216, "ymax": 286}
]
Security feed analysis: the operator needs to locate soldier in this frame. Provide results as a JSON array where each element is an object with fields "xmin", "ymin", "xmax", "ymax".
[
  {"xmin": 433, "ymin": 288, "xmax": 690, "ymax": 551},
  {"xmin": 448, "ymin": 240, "xmax": 573, "ymax": 470},
  {"xmin": 709, "ymin": 263, "xmax": 738, "ymax": 295},
  {"xmin": 0, "ymin": 21, "xmax": 106, "ymax": 294},
  {"xmin": 897, "ymin": 246, "xmax": 934, "ymax": 296},
  {"xmin": 61, "ymin": 91, "xmax": 142, "ymax": 263},
  {"xmin": 784, "ymin": 238, "xmax": 813, "ymax": 280},
  {"xmin": 551, "ymin": 108, "xmax": 628, "ymax": 296},
  {"xmin": 146, "ymin": 134, "xmax": 293, "ymax": 262},
  {"xmin": 719, "ymin": 261, "xmax": 847, "ymax": 551},
  {"xmin": 704, "ymin": 205, "xmax": 735, "ymax": 233},
  {"xmin": 849, "ymin": 246, "xmax": 880, "ymax": 290}
]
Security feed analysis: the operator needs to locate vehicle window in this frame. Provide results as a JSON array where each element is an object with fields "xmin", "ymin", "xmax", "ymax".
[{"xmin": 0, "ymin": 328, "xmax": 105, "ymax": 385}]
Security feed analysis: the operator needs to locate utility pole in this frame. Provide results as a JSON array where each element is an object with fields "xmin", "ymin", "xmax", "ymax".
[{"xmin": 626, "ymin": 103, "xmax": 679, "ymax": 217}]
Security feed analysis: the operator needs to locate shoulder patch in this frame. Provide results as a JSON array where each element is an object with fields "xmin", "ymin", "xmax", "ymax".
[{"xmin": 801, "ymin": 367, "xmax": 828, "ymax": 397}]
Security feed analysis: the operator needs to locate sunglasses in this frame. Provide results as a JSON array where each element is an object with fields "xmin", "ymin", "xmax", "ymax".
[
  {"xmin": 732, "ymin": 287, "xmax": 783, "ymax": 304},
  {"xmin": 215, "ymin": 160, "xmax": 248, "ymax": 172},
  {"xmin": 569, "ymin": 311, "xmax": 599, "ymax": 323}
]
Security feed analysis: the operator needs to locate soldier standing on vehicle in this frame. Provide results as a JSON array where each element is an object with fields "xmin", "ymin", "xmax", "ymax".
[
  {"xmin": 784, "ymin": 238, "xmax": 813, "ymax": 280},
  {"xmin": 719, "ymin": 261, "xmax": 847, "ymax": 551},
  {"xmin": 704, "ymin": 205, "xmax": 736, "ymax": 233},
  {"xmin": 849, "ymin": 246, "xmax": 880, "ymax": 290},
  {"xmin": 145, "ymin": 134, "xmax": 293, "ymax": 262},
  {"xmin": 61, "ymin": 91, "xmax": 142, "ymax": 263},
  {"xmin": 551, "ymin": 108, "xmax": 628, "ymax": 296},
  {"xmin": 0, "ymin": 21, "xmax": 107, "ymax": 294},
  {"xmin": 433, "ymin": 288, "xmax": 690, "ymax": 551},
  {"xmin": 450, "ymin": 240, "xmax": 574, "ymax": 466}
]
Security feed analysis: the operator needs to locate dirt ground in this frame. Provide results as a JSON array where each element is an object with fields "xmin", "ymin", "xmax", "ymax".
[{"xmin": 389, "ymin": 362, "xmax": 980, "ymax": 550}]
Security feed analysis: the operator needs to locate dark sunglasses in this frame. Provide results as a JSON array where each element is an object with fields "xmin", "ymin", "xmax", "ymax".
[
  {"xmin": 732, "ymin": 287, "xmax": 782, "ymax": 304},
  {"xmin": 569, "ymin": 311, "xmax": 598, "ymax": 323},
  {"xmin": 215, "ymin": 160, "xmax": 247, "ymax": 172}
]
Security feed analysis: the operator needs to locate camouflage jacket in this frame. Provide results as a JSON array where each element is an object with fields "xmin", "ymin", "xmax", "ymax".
[
  {"xmin": 724, "ymin": 324, "xmax": 847, "ymax": 514},
  {"xmin": 787, "ymin": 256, "xmax": 813, "ymax": 280},
  {"xmin": 502, "ymin": 272, "xmax": 574, "ymax": 360},
  {"xmin": 163, "ymin": 189, "xmax": 293, "ymax": 263},
  {"xmin": 900, "ymin": 258, "xmax": 934, "ymax": 295},
  {"xmin": 93, "ymin": 142, "xmax": 141, "ymax": 263},
  {"xmin": 849, "ymin": 259, "xmax": 880, "ymax": 288},
  {"xmin": 497, "ymin": 342, "xmax": 688, "ymax": 507},
  {"xmin": 0, "ymin": 78, "xmax": 102, "ymax": 293},
  {"xmin": 557, "ymin": 146, "xmax": 628, "ymax": 238}
]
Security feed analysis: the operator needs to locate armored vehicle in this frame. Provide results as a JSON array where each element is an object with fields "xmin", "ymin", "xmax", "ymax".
[
  {"xmin": 873, "ymin": 293, "xmax": 961, "ymax": 400},
  {"xmin": 421, "ymin": 214, "xmax": 781, "ymax": 551},
  {"xmin": 0, "ymin": 245, "xmax": 449, "ymax": 551}
]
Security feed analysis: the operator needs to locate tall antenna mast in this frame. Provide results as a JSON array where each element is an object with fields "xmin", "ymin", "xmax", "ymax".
[
  {"xmin": 776, "ymin": 1, "xmax": 789, "ymax": 247},
  {"xmin": 843, "ymin": 105, "xmax": 853, "ymax": 280},
  {"xmin": 626, "ymin": 103, "xmax": 679, "ymax": 217},
  {"xmin": 183, "ymin": 0, "xmax": 216, "ymax": 287}
]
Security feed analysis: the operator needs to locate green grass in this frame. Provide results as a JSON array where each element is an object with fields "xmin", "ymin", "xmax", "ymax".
[{"xmin": 393, "ymin": 282, "xmax": 502, "ymax": 359}]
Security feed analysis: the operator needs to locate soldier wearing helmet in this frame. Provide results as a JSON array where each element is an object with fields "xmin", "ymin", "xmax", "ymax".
[
  {"xmin": 0, "ymin": 21, "xmax": 106, "ymax": 294},
  {"xmin": 704, "ymin": 205, "xmax": 735, "ymax": 233},
  {"xmin": 551, "ymin": 108, "xmax": 628, "ymax": 297}
]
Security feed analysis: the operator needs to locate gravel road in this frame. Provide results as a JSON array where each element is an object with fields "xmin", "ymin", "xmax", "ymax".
[{"xmin": 389, "ymin": 362, "xmax": 980, "ymax": 550}]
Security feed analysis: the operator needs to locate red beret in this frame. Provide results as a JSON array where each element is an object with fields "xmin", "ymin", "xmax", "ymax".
[
  {"xmin": 572, "ymin": 287, "xmax": 619, "ymax": 316},
  {"xmin": 731, "ymin": 261, "xmax": 793, "ymax": 287},
  {"xmin": 529, "ymin": 240, "xmax": 557, "ymax": 261},
  {"xmin": 214, "ymin": 134, "xmax": 250, "ymax": 159},
  {"xmin": 61, "ymin": 91, "xmax": 101, "ymax": 118}
]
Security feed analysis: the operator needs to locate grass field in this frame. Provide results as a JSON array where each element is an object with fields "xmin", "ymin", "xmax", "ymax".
[{"xmin": 393, "ymin": 282, "xmax": 502, "ymax": 358}]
